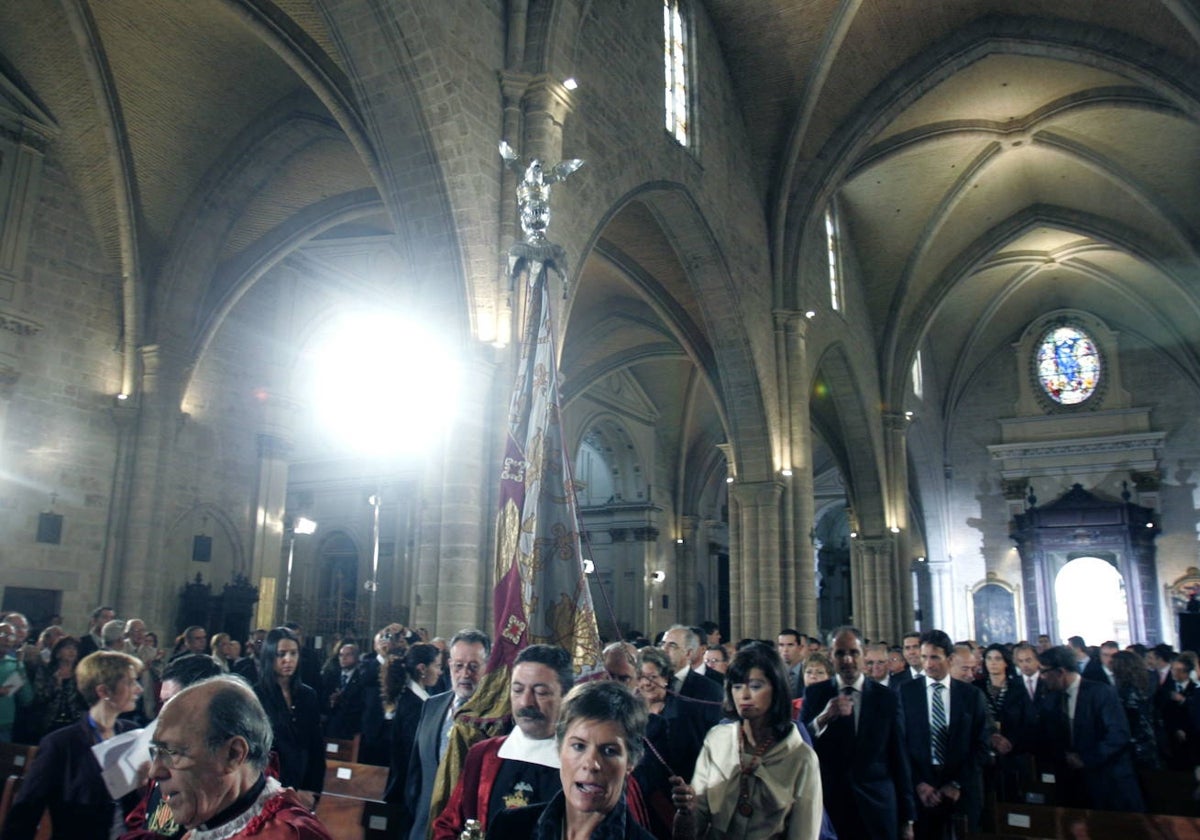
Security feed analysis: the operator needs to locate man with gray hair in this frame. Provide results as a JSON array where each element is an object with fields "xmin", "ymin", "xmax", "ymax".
[
  {"xmin": 659, "ymin": 624, "xmax": 723, "ymax": 779},
  {"xmin": 149, "ymin": 675, "xmax": 331, "ymax": 838}
]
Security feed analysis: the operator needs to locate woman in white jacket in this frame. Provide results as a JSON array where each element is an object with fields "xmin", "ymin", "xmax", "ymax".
[{"xmin": 669, "ymin": 644, "xmax": 822, "ymax": 840}]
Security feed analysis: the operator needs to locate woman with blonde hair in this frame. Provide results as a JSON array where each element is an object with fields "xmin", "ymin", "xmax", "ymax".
[{"xmin": 2, "ymin": 651, "xmax": 143, "ymax": 839}]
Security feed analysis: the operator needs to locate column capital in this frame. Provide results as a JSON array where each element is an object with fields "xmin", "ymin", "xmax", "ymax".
[
  {"xmin": 523, "ymin": 75, "xmax": 576, "ymax": 130},
  {"xmin": 882, "ymin": 410, "xmax": 909, "ymax": 432},
  {"xmin": 499, "ymin": 70, "xmax": 533, "ymax": 105},
  {"xmin": 772, "ymin": 309, "xmax": 811, "ymax": 338},
  {"xmin": 730, "ymin": 480, "xmax": 784, "ymax": 507}
]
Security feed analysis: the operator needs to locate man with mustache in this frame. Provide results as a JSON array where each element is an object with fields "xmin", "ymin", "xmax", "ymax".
[{"xmin": 430, "ymin": 644, "xmax": 571, "ymax": 839}]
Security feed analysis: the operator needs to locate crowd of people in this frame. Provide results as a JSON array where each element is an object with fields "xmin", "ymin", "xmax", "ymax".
[{"xmin": 0, "ymin": 607, "xmax": 1193, "ymax": 839}]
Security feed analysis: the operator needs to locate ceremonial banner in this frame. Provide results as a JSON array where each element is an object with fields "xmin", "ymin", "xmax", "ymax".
[{"xmin": 427, "ymin": 252, "xmax": 601, "ymax": 833}]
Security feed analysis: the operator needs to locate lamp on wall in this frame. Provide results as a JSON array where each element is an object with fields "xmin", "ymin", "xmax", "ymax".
[{"xmin": 651, "ymin": 570, "xmax": 666, "ymax": 583}]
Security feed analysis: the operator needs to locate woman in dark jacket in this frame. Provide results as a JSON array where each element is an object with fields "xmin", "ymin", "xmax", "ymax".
[
  {"xmin": 1111, "ymin": 649, "xmax": 1160, "ymax": 770},
  {"xmin": 2, "ymin": 651, "xmax": 143, "ymax": 840},
  {"xmin": 385, "ymin": 642, "xmax": 443, "ymax": 803},
  {"xmin": 253, "ymin": 626, "xmax": 325, "ymax": 808},
  {"xmin": 28, "ymin": 636, "xmax": 87, "ymax": 742}
]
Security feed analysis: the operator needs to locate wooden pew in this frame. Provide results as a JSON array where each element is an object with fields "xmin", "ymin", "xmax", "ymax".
[
  {"xmin": 324, "ymin": 737, "xmax": 357, "ymax": 763},
  {"xmin": 315, "ymin": 794, "xmax": 393, "ymax": 839},
  {"xmin": 984, "ymin": 802, "xmax": 1200, "ymax": 839},
  {"xmin": 0, "ymin": 744, "xmax": 37, "ymax": 779},
  {"xmin": 322, "ymin": 760, "xmax": 388, "ymax": 801}
]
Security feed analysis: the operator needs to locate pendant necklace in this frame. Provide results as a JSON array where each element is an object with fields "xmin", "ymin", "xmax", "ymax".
[{"xmin": 736, "ymin": 725, "xmax": 775, "ymax": 817}]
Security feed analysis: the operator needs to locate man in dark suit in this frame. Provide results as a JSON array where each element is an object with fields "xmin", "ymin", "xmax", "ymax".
[
  {"xmin": 1154, "ymin": 655, "xmax": 1197, "ymax": 770},
  {"xmin": 777, "ymin": 628, "xmax": 806, "ymax": 698},
  {"xmin": 899, "ymin": 629, "xmax": 989, "ymax": 840},
  {"xmin": 401, "ymin": 628, "xmax": 490, "ymax": 840},
  {"xmin": 1037, "ymin": 645, "xmax": 1144, "ymax": 812},
  {"xmin": 865, "ymin": 642, "xmax": 901, "ymax": 691},
  {"xmin": 660, "ymin": 624, "xmax": 723, "ymax": 779},
  {"xmin": 322, "ymin": 641, "xmax": 367, "ymax": 739},
  {"xmin": 900, "ymin": 632, "xmax": 923, "ymax": 683},
  {"xmin": 1082, "ymin": 640, "xmax": 1117, "ymax": 684},
  {"xmin": 803, "ymin": 626, "xmax": 914, "ymax": 840}
]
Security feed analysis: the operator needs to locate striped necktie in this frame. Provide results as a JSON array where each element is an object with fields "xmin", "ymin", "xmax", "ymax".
[{"xmin": 931, "ymin": 682, "xmax": 947, "ymax": 765}]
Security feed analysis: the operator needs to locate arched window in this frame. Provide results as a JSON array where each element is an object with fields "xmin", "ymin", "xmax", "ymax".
[{"xmin": 663, "ymin": 0, "xmax": 690, "ymax": 146}]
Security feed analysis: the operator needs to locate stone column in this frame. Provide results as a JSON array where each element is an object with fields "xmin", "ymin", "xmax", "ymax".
[
  {"xmin": 108, "ymin": 344, "xmax": 190, "ymax": 632},
  {"xmin": 677, "ymin": 514, "xmax": 698, "ymax": 620},
  {"xmin": 411, "ymin": 346, "xmax": 496, "ymax": 635},
  {"xmin": 249, "ymin": 432, "xmax": 291, "ymax": 629},
  {"xmin": 730, "ymin": 480, "xmax": 784, "ymax": 638},
  {"xmin": 883, "ymin": 411, "xmax": 913, "ymax": 639},
  {"xmin": 778, "ymin": 311, "xmax": 817, "ymax": 635}
]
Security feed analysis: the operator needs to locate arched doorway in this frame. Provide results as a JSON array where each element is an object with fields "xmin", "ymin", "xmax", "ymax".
[
  {"xmin": 1055, "ymin": 556, "xmax": 1130, "ymax": 646},
  {"xmin": 317, "ymin": 532, "xmax": 360, "ymax": 637}
]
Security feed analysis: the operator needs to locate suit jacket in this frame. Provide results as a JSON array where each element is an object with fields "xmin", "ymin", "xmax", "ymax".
[
  {"xmin": 1038, "ymin": 678, "xmax": 1143, "ymax": 811},
  {"xmin": 402, "ymin": 689, "xmax": 456, "ymax": 840},
  {"xmin": 2, "ymin": 717, "xmax": 141, "ymax": 840},
  {"xmin": 802, "ymin": 678, "xmax": 914, "ymax": 840},
  {"xmin": 254, "ymin": 681, "xmax": 325, "ymax": 795},
  {"xmin": 1001, "ymin": 673, "xmax": 1051, "ymax": 755},
  {"xmin": 1081, "ymin": 658, "xmax": 1110, "ymax": 685},
  {"xmin": 322, "ymin": 665, "xmax": 367, "ymax": 739},
  {"xmin": 899, "ymin": 677, "xmax": 989, "ymax": 828},
  {"xmin": 665, "ymin": 671, "xmax": 723, "ymax": 781},
  {"xmin": 385, "ymin": 686, "xmax": 428, "ymax": 804},
  {"xmin": 357, "ymin": 656, "xmax": 391, "ymax": 766}
]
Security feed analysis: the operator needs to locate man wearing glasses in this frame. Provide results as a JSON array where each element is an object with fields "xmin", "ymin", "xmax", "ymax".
[
  {"xmin": 148, "ymin": 675, "xmax": 331, "ymax": 839},
  {"xmin": 401, "ymin": 628, "xmax": 490, "ymax": 840}
]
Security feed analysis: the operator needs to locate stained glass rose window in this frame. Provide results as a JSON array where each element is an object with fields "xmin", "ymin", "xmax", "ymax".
[{"xmin": 1036, "ymin": 325, "xmax": 1101, "ymax": 405}]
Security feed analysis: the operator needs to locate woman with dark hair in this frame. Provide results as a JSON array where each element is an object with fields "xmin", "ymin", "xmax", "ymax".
[
  {"xmin": 29, "ymin": 635, "xmax": 86, "ymax": 741},
  {"xmin": 487, "ymin": 680, "xmax": 654, "ymax": 839},
  {"xmin": 975, "ymin": 643, "xmax": 1015, "ymax": 721},
  {"xmin": 670, "ymin": 645, "xmax": 821, "ymax": 840},
  {"xmin": 253, "ymin": 626, "xmax": 324, "ymax": 809},
  {"xmin": 1111, "ymin": 649, "xmax": 1159, "ymax": 770},
  {"xmin": 385, "ymin": 642, "xmax": 443, "ymax": 803}
]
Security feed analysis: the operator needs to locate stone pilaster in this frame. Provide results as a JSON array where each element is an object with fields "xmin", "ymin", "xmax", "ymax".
[
  {"xmin": 883, "ymin": 410, "xmax": 913, "ymax": 638},
  {"xmin": 778, "ymin": 310, "xmax": 817, "ymax": 635},
  {"xmin": 729, "ymin": 480, "xmax": 784, "ymax": 638}
]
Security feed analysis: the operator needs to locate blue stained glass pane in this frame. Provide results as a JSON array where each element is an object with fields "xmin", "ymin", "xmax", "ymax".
[{"xmin": 1037, "ymin": 326, "xmax": 1101, "ymax": 405}]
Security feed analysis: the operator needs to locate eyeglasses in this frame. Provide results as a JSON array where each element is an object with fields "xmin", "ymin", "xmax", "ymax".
[
  {"xmin": 451, "ymin": 661, "xmax": 482, "ymax": 674},
  {"xmin": 148, "ymin": 744, "xmax": 191, "ymax": 769}
]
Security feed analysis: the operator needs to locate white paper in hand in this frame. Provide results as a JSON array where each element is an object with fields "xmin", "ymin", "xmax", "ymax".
[{"xmin": 92, "ymin": 725, "xmax": 155, "ymax": 799}]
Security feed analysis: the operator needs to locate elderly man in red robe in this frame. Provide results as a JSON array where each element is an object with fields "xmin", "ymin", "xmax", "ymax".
[{"xmin": 149, "ymin": 675, "xmax": 330, "ymax": 840}]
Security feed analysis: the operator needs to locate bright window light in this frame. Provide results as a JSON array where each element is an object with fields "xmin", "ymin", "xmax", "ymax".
[{"xmin": 307, "ymin": 313, "xmax": 462, "ymax": 457}]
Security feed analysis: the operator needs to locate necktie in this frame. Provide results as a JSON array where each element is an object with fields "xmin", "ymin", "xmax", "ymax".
[
  {"xmin": 842, "ymin": 686, "xmax": 857, "ymax": 733},
  {"xmin": 1026, "ymin": 676, "xmax": 1035, "ymax": 700},
  {"xmin": 931, "ymin": 682, "xmax": 947, "ymax": 765},
  {"xmin": 341, "ymin": 672, "xmax": 350, "ymax": 690}
]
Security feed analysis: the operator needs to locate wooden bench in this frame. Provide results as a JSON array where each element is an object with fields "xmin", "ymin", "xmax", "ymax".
[
  {"xmin": 315, "ymin": 794, "xmax": 393, "ymax": 839},
  {"xmin": 322, "ymin": 760, "xmax": 388, "ymax": 801},
  {"xmin": 984, "ymin": 803, "xmax": 1200, "ymax": 839},
  {"xmin": 0, "ymin": 777, "xmax": 51, "ymax": 840},
  {"xmin": 0, "ymin": 744, "xmax": 37, "ymax": 779},
  {"xmin": 324, "ymin": 737, "xmax": 357, "ymax": 763}
]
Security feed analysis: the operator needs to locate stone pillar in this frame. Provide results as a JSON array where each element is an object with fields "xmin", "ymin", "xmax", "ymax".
[
  {"xmin": 250, "ymin": 433, "xmax": 291, "ymax": 629},
  {"xmin": 677, "ymin": 514, "xmax": 698, "ymax": 620},
  {"xmin": 852, "ymin": 537, "xmax": 901, "ymax": 642},
  {"xmin": 778, "ymin": 311, "xmax": 817, "ymax": 635},
  {"xmin": 883, "ymin": 411, "xmax": 912, "ymax": 640},
  {"xmin": 925, "ymin": 559, "xmax": 957, "ymax": 634},
  {"xmin": 411, "ymin": 346, "xmax": 496, "ymax": 635},
  {"xmin": 730, "ymin": 480, "xmax": 784, "ymax": 638},
  {"xmin": 110, "ymin": 343, "xmax": 188, "ymax": 632}
]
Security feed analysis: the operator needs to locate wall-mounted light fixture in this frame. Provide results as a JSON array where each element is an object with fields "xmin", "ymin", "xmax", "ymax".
[{"xmin": 651, "ymin": 570, "xmax": 666, "ymax": 583}]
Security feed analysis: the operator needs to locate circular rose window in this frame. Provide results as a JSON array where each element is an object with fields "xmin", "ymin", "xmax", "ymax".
[{"xmin": 1036, "ymin": 325, "xmax": 1101, "ymax": 405}]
